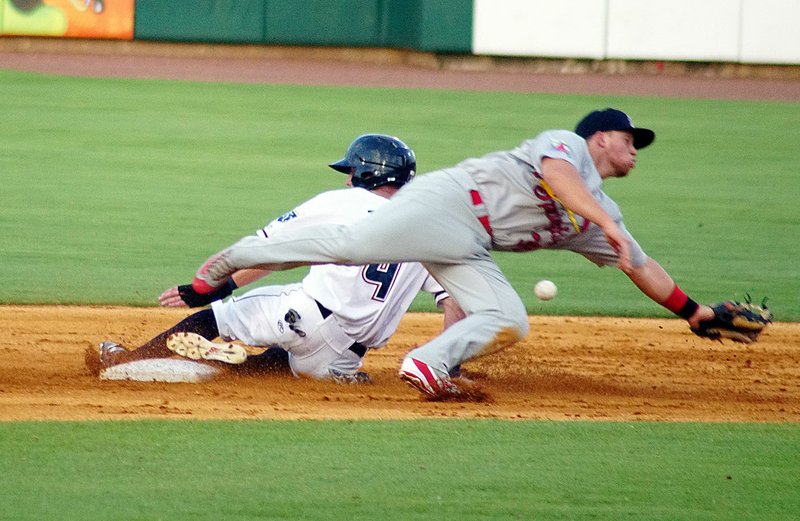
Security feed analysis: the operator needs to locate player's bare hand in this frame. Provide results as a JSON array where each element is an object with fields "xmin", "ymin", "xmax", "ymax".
[
  {"xmin": 158, "ymin": 286, "xmax": 188, "ymax": 308},
  {"xmin": 602, "ymin": 223, "xmax": 632, "ymax": 273},
  {"xmin": 687, "ymin": 304, "xmax": 714, "ymax": 329}
]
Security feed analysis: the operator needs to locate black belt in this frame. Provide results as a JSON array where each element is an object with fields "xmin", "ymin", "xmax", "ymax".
[
  {"xmin": 315, "ymin": 299, "xmax": 333, "ymax": 319},
  {"xmin": 315, "ymin": 300, "xmax": 368, "ymax": 358},
  {"xmin": 348, "ymin": 342, "xmax": 368, "ymax": 357}
]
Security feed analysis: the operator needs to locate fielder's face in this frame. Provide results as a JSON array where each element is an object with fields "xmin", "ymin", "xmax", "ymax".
[{"xmin": 603, "ymin": 130, "xmax": 638, "ymax": 177}]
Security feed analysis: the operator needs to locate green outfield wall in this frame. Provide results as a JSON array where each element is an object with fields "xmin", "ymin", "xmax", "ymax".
[
  {"xmin": 134, "ymin": 0, "xmax": 266, "ymax": 44},
  {"xmin": 133, "ymin": 0, "xmax": 473, "ymax": 52}
]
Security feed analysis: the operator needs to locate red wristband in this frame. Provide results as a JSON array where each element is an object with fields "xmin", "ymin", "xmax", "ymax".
[
  {"xmin": 663, "ymin": 286, "xmax": 688, "ymax": 313},
  {"xmin": 662, "ymin": 286, "xmax": 699, "ymax": 319}
]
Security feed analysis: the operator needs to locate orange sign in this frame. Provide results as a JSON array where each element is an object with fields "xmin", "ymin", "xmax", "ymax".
[{"xmin": 1, "ymin": 0, "xmax": 134, "ymax": 40}]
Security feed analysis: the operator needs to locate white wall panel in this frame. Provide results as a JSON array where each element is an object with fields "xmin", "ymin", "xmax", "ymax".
[
  {"xmin": 473, "ymin": 0, "xmax": 607, "ymax": 58},
  {"xmin": 740, "ymin": 0, "xmax": 800, "ymax": 64},
  {"xmin": 606, "ymin": 0, "xmax": 740, "ymax": 61},
  {"xmin": 472, "ymin": 0, "xmax": 800, "ymax": 64}
]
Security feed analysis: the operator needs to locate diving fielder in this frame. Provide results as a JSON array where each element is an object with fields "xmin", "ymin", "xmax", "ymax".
[{"xmin": 190, "ymin": 109, "xmax": 723, "ymax": 398}]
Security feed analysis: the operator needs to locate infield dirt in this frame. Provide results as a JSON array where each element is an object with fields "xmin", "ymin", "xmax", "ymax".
[{"xmin": 1, "ymin": 306, "xmax": 798, "ymax": 422}]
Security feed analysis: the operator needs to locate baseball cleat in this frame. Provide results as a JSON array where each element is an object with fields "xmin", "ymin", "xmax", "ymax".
[
  {"xmin": 85, "ymin": 340, "xmax": 127, "ymax": 376},
  {"xmin": 328, "ymin": 367, "xmax": 373, "ymax": 385},
  {"xmin": 99, "ymin": 340, "xmax": 127, "ymax": 366},
  {"xmin": 399, "ymin": 357, "xmax": 461, "ymax": 398},
  {"xmin": 166, "ymin": 332, "xmax": 247, "ymax": 365},
  {"xmin": 192, "ymin": 251, "xmax": 235, "ymax": 295}
]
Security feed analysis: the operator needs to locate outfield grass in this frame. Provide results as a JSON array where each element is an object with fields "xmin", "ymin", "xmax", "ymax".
[
  {"xmin": 2, "ymin": 420, "xmax": 798, "ymax": 521},
  {"xmin": 2, "ymin": 70, "xmax": 798, "ymax": 319}
]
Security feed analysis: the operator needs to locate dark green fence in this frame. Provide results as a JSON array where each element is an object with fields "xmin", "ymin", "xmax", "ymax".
[{"xmin": 134, "ymin": 0, "xmax": 472, "ymax": 52}]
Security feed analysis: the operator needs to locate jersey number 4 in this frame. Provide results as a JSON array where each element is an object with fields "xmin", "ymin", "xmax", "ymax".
[{"xmin": 361, "ymin": 263, "xmax": 400, "ymax": 301}]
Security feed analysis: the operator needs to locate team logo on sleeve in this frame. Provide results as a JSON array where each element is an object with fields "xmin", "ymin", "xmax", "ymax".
[
  {"xmin": 276, "ymin": 210, "xmax": 298, "ymax": 223},
  {"xmin": 549, "ymin": 139, "xmax": 571, "ymax": 155}
]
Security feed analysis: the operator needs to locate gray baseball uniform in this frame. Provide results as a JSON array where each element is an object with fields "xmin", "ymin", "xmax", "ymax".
[{"xmin": 201, "ymin": 129, "xmax": 647, "ymax": 376}]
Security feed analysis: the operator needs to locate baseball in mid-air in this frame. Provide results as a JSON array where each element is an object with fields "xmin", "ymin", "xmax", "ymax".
[{"xmin": 534, "ymin": 279, "xmax": 557, "ymax": 301}]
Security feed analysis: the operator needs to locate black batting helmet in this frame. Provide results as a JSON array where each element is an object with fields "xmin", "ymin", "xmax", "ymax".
[{"xmin": 329, "ymin": 134, "xmax": 416, "ymax": 190}]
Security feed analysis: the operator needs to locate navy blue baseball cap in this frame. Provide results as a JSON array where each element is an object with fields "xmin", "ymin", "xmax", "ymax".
[{"xmin": 575, "ymin": 108, "xmax": 655, "ymax": 149}]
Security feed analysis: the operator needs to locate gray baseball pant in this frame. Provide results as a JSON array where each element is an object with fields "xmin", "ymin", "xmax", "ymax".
[{"xmin": 223, "ymin": 169, "xmax": 529, "ymax": 375}]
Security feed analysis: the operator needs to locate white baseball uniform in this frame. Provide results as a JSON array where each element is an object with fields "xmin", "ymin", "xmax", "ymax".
[
  {"xmin": 210, "ymin": 187, "xmax": 447, "ymax": 379},
  {"xmin": 205, "ymin": 130, "xmax": 647, "ymax": 377}
]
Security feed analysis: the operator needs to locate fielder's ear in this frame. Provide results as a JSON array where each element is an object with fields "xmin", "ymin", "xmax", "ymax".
[{"xmin": 592, "ymin": 131, "xmax": 609, "ymax": 148}]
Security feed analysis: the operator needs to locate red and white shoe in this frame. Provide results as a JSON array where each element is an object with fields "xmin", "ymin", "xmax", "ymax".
[
  {"xmin": 192, "ymin": 251, "xmax": 235, "ymax": 295},
  {"xmin": 167, "ymin": 332, "xmax": 247, "ymax": 365},
  {"xmin": 399, "ymin": 357, "xmax": 461, "ymax": 398}
]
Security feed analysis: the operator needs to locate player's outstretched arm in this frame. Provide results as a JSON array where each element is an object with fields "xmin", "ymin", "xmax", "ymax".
[
  {"xmin": 192, "ymin": 237, "xmax": 310, "ymax": 295},
  {"xmin": 626, "ymin": 257, "xmax": 772, "ymax": 343},
  {"xmin": 160, "ymin": 269, "xmax": 272, "ymax": 308},
  {"xmin": 231, "ymin": 268, "xmax": 273, "ymax": 288},
  {"xmin": 625, "ymin": 257, "xmax": 713, "ymax": 327},
  {"xmin": 539, "ymin": 158, "xmax": 632, "ymax": 272},
  {"xmin": 440, "ymin": 297, "xmax": 467, "ymax": 330}
]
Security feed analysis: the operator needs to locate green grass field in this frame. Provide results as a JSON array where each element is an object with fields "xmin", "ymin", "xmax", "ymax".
[
  {"xmin": 2, "ymin": 70, "xmax": 798, "ymax": 318},
  {"xmin": 2, "ymin": 420, "xmax": 799, "ymax": 521},
  {"xmin": 1, "ymin": 70, "xmax": 798, "ymax": 520}
]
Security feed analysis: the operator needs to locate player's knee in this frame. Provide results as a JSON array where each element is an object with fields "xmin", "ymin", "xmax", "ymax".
[
  {"xmin": 504, "ymin": 310, "xmax": 530, "ymax": 340},
  {"xmin": 494, "ymin": 300, "xmax": 529, "ymax": 339},
  {"xmin": 485, "ymin": 308, "xmax": 529, "ymax": 343},
  {"xmin": 513, "ymin": 315, "xmax": 530, "ymax": 339}
]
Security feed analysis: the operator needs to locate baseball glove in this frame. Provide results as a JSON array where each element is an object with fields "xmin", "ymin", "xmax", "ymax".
[{"xmin": 691, "ymin": 296, "xmax": 773, "ymax": 343}]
